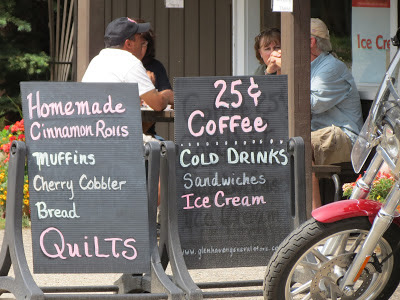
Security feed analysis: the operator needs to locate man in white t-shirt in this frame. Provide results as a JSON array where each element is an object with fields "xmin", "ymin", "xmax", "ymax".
[
  {"xmin": 83, "ymin": 18, "xmax": 169, "ymax": 219},
  {"xmin": 82, "ymin": 17, "xmax": 173, "ymax": 115}
]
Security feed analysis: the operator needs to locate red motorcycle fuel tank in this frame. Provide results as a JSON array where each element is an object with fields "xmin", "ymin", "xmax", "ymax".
[{"xmin": 312, "ymin": 199, "xmax": 400, "ymax": 226}]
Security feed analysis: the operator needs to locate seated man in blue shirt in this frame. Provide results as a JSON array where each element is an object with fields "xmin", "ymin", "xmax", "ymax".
[
  {"xmin": 309, "ymin": 18, "xmax": 363, "ymax": 209},
  {"xmin": 268, "ymin": 18, "xmax": 363, "ymax": 209}
]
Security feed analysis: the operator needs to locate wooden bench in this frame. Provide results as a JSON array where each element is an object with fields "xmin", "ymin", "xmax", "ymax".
[
  {"xmin": 313, "ymin": 164, "xmax": 342, "ymax": 179},
  {"xmin": 313, "ymin": 162, "xmax": 360, "ymax": 204},
  {"xmin": 313, "ymin": 164, "xmax": 342, "ymax": 203}
]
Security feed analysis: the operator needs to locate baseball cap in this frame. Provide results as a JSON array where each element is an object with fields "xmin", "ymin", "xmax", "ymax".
[
  {"xmin": 311, "ymin": 18, "xmax": 329, "ymax": 40},
  {"xmin": 104, "ymin": 17, "xmax": 151, "ymax": 46}
]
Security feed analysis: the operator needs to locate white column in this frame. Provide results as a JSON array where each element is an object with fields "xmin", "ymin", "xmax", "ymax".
[
  {"xmin": 232, "ymin": 0, "xmax": 261, "ymax": 76},
  {"xmin": 390, "ymin": 0, "xmax": 398, "ymax": 60}
]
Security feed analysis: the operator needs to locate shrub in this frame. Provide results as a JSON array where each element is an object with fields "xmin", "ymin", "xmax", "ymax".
[
  {"xmin": 342, "ymin": 171, "xmax": 395, "ymax": 203},
  {"xmin": 0, "ymin": 119, "xmax": 29, "ymax": 218}
]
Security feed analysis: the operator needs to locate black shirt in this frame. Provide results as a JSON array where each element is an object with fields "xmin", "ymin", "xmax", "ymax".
[{"xmin": 143, "ymin": 58, "xmax": 172, "ymax": 136}]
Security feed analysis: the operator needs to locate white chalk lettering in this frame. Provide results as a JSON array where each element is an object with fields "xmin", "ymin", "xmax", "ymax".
[
  {"xmin": 79, "ymin": 174, "xmax": 126, "ymax": 191},
  {"xmin": 32, "ymin": 150, "xmax": 95, "ymax": 171},
  {"xmin": 33, "ymin": 175, "xmax": 74, "ymax": 200},
  {"xmin": 35, "ymin": 201, "xmax": 80, "ymax": 219}
]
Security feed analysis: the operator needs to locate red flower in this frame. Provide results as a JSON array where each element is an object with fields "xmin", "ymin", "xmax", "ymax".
[
  {"xmin": 4, "ymin": 126, "xmax": 10, "ymax": 130},
  {"xmin": 17, "ymin": 134, "xmax": 25, "ymax": 141},
  {"xmin": 10, "ymin": 120, "xmax": 24, "ymax": 133},
  {"xmin": 1, "ymin": 142, "xmax": 11, "ymax": 153}
]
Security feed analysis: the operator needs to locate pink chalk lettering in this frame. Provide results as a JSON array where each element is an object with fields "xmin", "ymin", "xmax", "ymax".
[
  {"xmin": 104, "ymin": 238, "xmax": 123, "ymax": 258},
  {"xmin": 104, "ymin": 95, "xmax": 125, "ymax": 113},
  {"xmin": 187, "ymin": 112, "xmax": 269, "ymax": 137},
  {"xmin": 75, "ymin": 101, "xmax": 91, "ymax": 115},
  {"xmin": 27, "ymin": 91, "xmax": 75, "ymax": 119},
  {"xmin": 39, "ymin": 228, "xmax": 138, "ymax": 260},
  {"xmin": 122, "ymin": 239, "xmax": 138, "ymax": 260},
  {"xmin": 205, "ymin": 120, "xmax": 216, "ymax": 135},
  {"xmin": 254, "ymin": 117, "xmax": 268, "ymax": 132},
  {"xmin": 230, "ymin": 79, "xmax": 243, "ymax": 108},
  {"xmin": 94, "ymin": 236, "xmax": 109, "ymax": 258},
  {"xmin": 188, "ymin": 110, "xmax": 204, "ymax": 137},
  {"xmin": 181, "ymin": 193, "xmax": 211, "ymax": 209},
  {"xmin": 74, "ymin": 96, "xmax": 126, "ymax": 116},
  {"xmin": 91, "ymin": 102, "xmax": 103, "ymax": 114},
  {"xmin": 242, "ymin": 118, "xmax": 252, "ymax": 132},
  {"xmin": 229, "ymin": 115, "xmax": 241, "ymax": 132},
  {"xmin": 248, "ymin": 77, "xmax": 262, "ymax": 106},
  {"xmin": 40, "ymin": 227, "xmax": 67, "ymax": 259},
  {"xmin": 195, "ymin": 195, "xmax": 211, "ymax": 208},
  {"xmin": 30, "ymin": 121, "xmax": 41, "ymax": 140},
  {"xmin": 67, "ymin": 243, "xmax": 82, "ymax": 257},
  {"xmin": 214, "ymin": 80, "xmax": 229, "ymax": 108},
  {"xmin": 95, "ymin": 120, "xmax": 129, "ymax": 138},
  {"xmin": 218, "ymin": 116, "xmax": 230, "ymax": 134},
  {"xmin": 182, "ymin": 193, "xmax": 195, "ymax": 209},
  {"xmin": 214, "ymin": 191, "xmax": 225, "ymax": 207},
  {"xmin": 27, "ymin": 92, "xmax": 38, "ymax": 119},
  {"xmin": 84, "ymin": 236, "xmax": 93, "ymax": 257}
]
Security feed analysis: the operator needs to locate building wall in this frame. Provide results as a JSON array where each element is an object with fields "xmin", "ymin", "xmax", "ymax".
[{"xmin": 79, "ymin": 0, "xmax": 232, "ymax": 84}]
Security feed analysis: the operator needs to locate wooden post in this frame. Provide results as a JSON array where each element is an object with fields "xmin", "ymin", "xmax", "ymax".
[
  {"xmin": 281, "ymin": 0, "xmax": 312, "ymax": 217},
  {"xmin": 76, "ymin": 0, "xmax": 90, "ymax": 81}
]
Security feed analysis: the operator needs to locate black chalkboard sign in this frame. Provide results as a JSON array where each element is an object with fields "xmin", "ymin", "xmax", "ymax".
[
  {"xmin": 20, "ymin": 82, "xmax": 150, "ymax": 274},
  {"xmin": 174, "ymin": 76, "xmax": 292, "ymax": 269}
]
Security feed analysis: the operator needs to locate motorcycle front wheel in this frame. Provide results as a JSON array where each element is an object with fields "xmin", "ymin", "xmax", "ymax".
[{"xmin": 264, "ymin": 217, "xmax": 400, "ymax": 300}]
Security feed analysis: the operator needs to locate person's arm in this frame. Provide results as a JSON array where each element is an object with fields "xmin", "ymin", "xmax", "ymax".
[
  {"xmin": 310, "ymin": 70, "xmax": 353, "ymax": 114},
  {"xmin": 160, "ymin": 89, "xmax": 174, "ymax": 106},
  {"xmin": 141, "ymin": 89, "xmax": 173, "ymax": 111},
  {"xmin": 146, "ymin": 70, "xmax": 156, "ymax": 85}
]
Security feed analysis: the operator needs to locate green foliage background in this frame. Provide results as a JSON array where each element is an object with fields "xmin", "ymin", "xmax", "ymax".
[
  {"xmin": 0, "ymin": 0, "xmax": 50, "ymax": 125},
  {"xmin": 331, "ymin": 34, "xmax": 352, "ymax": 66}
]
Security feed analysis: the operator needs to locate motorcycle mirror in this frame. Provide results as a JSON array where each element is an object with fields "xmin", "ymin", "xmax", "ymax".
[{"xmin": 391, "ymin": 27, "xmax": 400, "ymax": 46}]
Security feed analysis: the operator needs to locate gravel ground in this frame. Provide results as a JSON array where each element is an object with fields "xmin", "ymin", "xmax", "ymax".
[{"xmin": 0, "ymin": 229, "xmax": 399, "ymax": 299}]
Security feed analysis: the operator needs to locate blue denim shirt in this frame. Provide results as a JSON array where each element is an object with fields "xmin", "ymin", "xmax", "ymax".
[{"xmin": 310, "ymin": 52, "xmax": 363, "ymax": 144}]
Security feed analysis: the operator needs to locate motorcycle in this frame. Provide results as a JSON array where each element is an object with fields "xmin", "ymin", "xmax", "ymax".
[{"xmin": 263, "ymin": 28, "xmax": 400, "ymax": 300}]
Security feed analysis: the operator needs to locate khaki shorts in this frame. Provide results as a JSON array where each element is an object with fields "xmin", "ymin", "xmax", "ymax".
[
  {"xmin": 311, "ymin": 125, "xmax": 353, "ymax": 165},
  {"xmin": 143, "ymin": 133, "xmax": 160, "ymax": 144}
]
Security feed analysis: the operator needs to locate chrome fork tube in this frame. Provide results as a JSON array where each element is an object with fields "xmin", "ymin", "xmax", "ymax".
[
  {"xmin": 340, "ymin": 179, "xmax": 400, "ymax": 293},
  {"xmin": 350, "ymin": 153, "xmax": 384, "ymax": 200},
  {"xmin": 321, "ymin": 154, "xmax": 384, "ymax": 258}
]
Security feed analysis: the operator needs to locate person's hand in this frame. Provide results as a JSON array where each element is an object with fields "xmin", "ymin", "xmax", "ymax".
[
  {"xmin": 146, "ymin": 70, "xmax": 156, "ymax": 84},
  {"xmin": 266, "ymin": 50, "xmax": 282, "ymax": 75}
]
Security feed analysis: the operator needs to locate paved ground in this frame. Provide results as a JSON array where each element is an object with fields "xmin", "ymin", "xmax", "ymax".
[
  {"xmin": 0, "ymin": 229, "xmax": 399, "ymax": 299},
  {"xmin": 0, "ymin": 229, "xmax": 265, "ymax": 299}
]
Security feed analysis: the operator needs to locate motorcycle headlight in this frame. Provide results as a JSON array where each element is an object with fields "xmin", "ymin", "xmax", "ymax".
[{"xmin": 382, "ymin": 124, "xmax": 400, "ymax": 159}]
